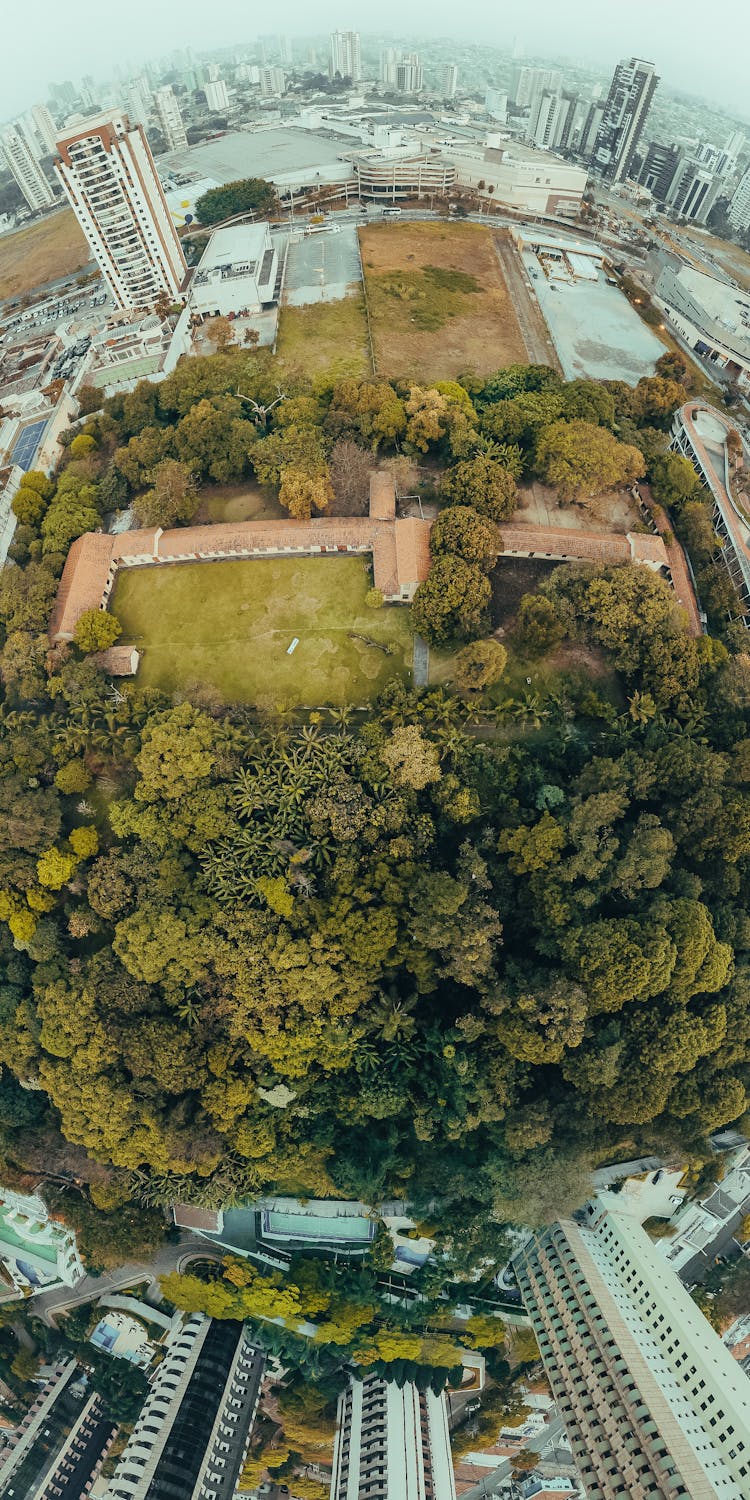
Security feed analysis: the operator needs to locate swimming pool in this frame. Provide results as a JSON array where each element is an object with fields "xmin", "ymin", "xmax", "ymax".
[{"xmin": 262, "ymin": 1210, "xmax": 374, "ymax": 1243}]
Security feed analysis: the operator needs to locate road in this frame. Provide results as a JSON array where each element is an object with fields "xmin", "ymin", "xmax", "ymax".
[
  {"xmin": 493, "ymin": 234, "xmax": 561, "ymax": 371},
  {"xmin": 32, "ymin": 1234, "xmax": 222, "ymax": 1327}
]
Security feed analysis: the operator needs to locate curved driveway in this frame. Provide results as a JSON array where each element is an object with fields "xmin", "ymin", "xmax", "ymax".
[{"xmin": 31, "ymin": 1234, "xmax": 223, "ymax": 1327}]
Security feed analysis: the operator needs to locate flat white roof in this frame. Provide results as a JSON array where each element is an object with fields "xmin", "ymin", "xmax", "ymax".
[{"xmin": 198, "ymin": 223, "xmax": 270, "ymax": 271}]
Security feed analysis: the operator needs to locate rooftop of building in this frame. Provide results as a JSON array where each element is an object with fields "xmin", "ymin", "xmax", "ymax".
[
  {"xmin": 193, "ymin": 222, "xmax": 271, "ymax": 282},
  {"xmin": 160, "ymin": 126, "xmax": 354, "ymax": 186}
]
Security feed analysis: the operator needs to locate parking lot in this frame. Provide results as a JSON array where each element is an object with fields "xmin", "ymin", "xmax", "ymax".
[
  {"xmin": 520, "ymin": 248, "xmax": 663, "ymax": 382},
  {"xmin": 278, "ymin": 223, "xmax": 362, "ymax": 306}
]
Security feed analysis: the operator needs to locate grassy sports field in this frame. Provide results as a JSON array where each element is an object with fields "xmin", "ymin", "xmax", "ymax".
[{"xmin": 112, "ymin": 554, "xmax": 414, "ymax": 706}]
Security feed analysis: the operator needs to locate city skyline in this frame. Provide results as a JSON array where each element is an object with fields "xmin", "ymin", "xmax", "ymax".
[{"xmin": 2, "ymin": 2, "xmax": 749, "ymax": 124}]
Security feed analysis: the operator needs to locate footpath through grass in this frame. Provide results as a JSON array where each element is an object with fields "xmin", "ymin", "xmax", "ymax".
[
  {"xmin": 112, "ymin": 555, "xmax": 414, "ymax": 706},
  {"xmin": 0, "ymin": 209, "xmax": 91, "ymax": 301}
]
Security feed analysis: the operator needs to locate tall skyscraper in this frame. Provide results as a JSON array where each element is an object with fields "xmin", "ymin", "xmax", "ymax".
[
  {"xmin": 0, "ymin": 1359, "xmax": 117, "ymax": 1497},
  {"xmin": 396, "ymin": 54, "xmax": 424, "ymax": 94},
  {"xmin": 121, "ymin": 75, "xmax": 152, "ymax": 129},
  {"xmin": 1, "ymin": 123, "xmax": 56, "ymax": 210},
  {"xmin": 205, "ymin": 78, "xmax": 230, "ymax": 112},
  {"xmin": 514, "ymin": 1203, "xmax": 750, "ymax": 1499},
  {"xmin": 729, "ymin": 165, "xmax": 750, "ymax": 232},
  {"xmin": 329, "ymin": 30, "xmax": 362, "ymax": 82},
  {"xmin": 531, "ymin": 91, "xmax": 563, "ymax": 150},
  {"xmin": 259, "ymin": 67, "xmax": 286, "ymax": 98},
  {"xmin": 153, "ymin": 85, "xmax": 188, "ymax": 151},
  {"xmin": 329, "ymin": 1374, "xmax": 456, "ymax": 1500},
  {"xmin": 30, "ymin": 103, "xmax": 59, "ymax": 156},
  {"xmin": 55, "ymin": 111, "xmax": 187, "ymax": 311},
  {"xmin": 105, "ymin": 1315, "xmax": 263, "ymax": 1500},
  {"xmin": 440, "ymin": 64, "xmax": 459, "ymax": 99},
  {"xmin": 591, "ymin": 57, "xmax": 659, "ymax": 183}
]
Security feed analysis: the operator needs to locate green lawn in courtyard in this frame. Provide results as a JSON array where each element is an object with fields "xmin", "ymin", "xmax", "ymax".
[{"xmin": 112, "ymin": 555, "xmax": 414, "ymax": 706}]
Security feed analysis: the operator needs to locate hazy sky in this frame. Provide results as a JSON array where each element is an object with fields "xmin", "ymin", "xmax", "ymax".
[{"xmin": 7, "ymin": 0, "xmax": 750, "ymax": 122}]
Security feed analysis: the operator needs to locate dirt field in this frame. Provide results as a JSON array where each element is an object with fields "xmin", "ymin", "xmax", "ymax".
[
  {"xmin": 359, "ymin": 221, "xmax": 527, "ymax": 381},
  {"xmin": 677, "ymin": 225, "xmax": 750, "ymax": 291},
  {"xmin": 0, "ymin": 210, "xmax": 91, "ymax": 302}
]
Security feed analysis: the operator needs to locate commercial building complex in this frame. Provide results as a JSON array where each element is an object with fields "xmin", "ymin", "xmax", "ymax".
[
  {"xmin": 0, "ymin": 1185, "xmax": 85, "ymax": 1301},
  {"xmin": 187, "ymin": 223, "xmax": 279, "ymax": 319},
  {"xmin": 55, "ymin": 111, "xmax": 187, "ymax": 311},
  {"xmin": 0, "ymin": 1359, "xmax": 117, "ymax": 1499},
  {"xmin": 329, "ymin": 1373, "xmax": 456, "ymax": 1500},
  {"xmin": 591, "ymin": 57, "xmax": 659, "ymax": 183},
  {"xmin": 654, "ymin": 258, "xmax": 750, "ymax": 387},
  {"xmin": 514, "ymin": 1203, "xmax": 750, "ymax": 1498},
  {"xmin": 1, "ymin": 123, "xmax": 56, "ymax": 210},
  {"xmin": 105, "ymin": 1314, "xmax": 264, "ymax": 1500},
  {"xmin": 153, "ymin": 85, "xmax": 188, "ymax": 152}
]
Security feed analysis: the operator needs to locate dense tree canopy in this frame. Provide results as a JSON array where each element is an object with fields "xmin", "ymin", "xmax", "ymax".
[
  {"xmin": 194, "ymin": 177, "xmax": 278, "ymax": 226},
  {"xmin": 0, "ymin": 345, "xmax": 747, "ymax": 1325}
]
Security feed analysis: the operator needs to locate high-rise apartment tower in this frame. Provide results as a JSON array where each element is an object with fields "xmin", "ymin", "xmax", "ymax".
[
  {"xmin": 55, "ymin": 111, "xmax": 187, "ymax": 310},
  {"xmin": 105, "ymin": 1314, "xmax": 263, "ymax": 1500},
  {"xmin": 329, "ymin": 30, "xmax": 362, "ymax": 82},
  {"xmin": 329, "ymin": 1374, "xmax": 456, "ymax": 1500},
  {"xmin": 153, "ymin": 86, "xmax": 188, "ymax": 151},
  {"xmin": 514, "ymin": 1203, "xmax": 750, "ymax": 1499},
  {"xmin": 591, "ymin": 57, "xmax": 659, "ymax": 183},
  {"xmin": 1, "ymin": 123, "xmax": 56, "ymax": 210}
]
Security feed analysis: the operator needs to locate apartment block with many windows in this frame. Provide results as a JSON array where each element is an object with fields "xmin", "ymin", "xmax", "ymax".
[
  {"xmin": 55, "ymin": 111, "xmax": 187, "ymax": 311},
  {"xmin": 514, "ymin": 1204, "xmax": 750, "ymax": 1499},
  {"xmin": 1, "ymin": 124, "xmax": 56, "ymax": 211},
  {"xmin": 329, "ymin": 1373, "xmax": 456, "ymax": 1500}
]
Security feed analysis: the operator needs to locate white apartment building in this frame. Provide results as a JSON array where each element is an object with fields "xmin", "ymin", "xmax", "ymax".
[
  {"xmin": 729, "ymin": 165, "xmax": 750, "ymax": 232},
  {"xmin": 440, "ymin": 64, "xmax": 459, "ymax": 99},
  {"xmin": 55, "ymin": 112, "xmax": 187, "ymax": 311},
  {"xmin": 329, "ymin": 1374, "xmax": 456, "ymax": 1500},
  {"xmin": 485, "ymin": 88, "xmax": 508, "ymax": 123},
  {"xmin": 30, "ymin": 103, "xmax": 58, "ymax": 156},
  {"xmin": 330, "ymin": 30, "xmax": 362, "ymax": 82},
  {"xmin": 531, "ymin": 91, "xmax": 563, "ymax": 151},
  {"xmin": 397, "ymin": 54, "xmax": 424, "ymax": 94},
  {"xmin": 592, "ymin": 57, "xmax": 659, "ymax": 183},
  {"xmin": 259, "ymin": 67, "xmax": 286, "ymax": 98},
  {"xmin": 514, "ymin": 1204, "xmax": 750, "ymax": 1499},
  {"xmin": 153, "ymin": 86, "xmax": 188, "ymax": 152},
  {"xmin": 205, "ymin": 78, "xmax": 230, "ymax": 113},
  {"xmin": 1, "ymin": 124, "xmax": 56, "ymax": 210},
  {"xmin": 106, "ymin": 1314, "xmax": 264, "ymax": 1500},
  {"xmin": 122, "ymin": 76, "xmax": 153, "ymax": 129}
]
